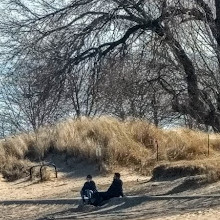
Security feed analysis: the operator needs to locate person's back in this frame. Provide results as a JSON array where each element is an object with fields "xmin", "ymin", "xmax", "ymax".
[{"xmin": 107, "ymin": 177, "xmax": 123, "ymax": 198}]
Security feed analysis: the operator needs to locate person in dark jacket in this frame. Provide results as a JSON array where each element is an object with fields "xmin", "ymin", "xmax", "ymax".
[
  {"xmin": 80, "ymin": 175, "xmax": 97, "ymax": 204},
  {"xmin": 91, "ymin": 173, "xmax": 123, "ymax": 206}
]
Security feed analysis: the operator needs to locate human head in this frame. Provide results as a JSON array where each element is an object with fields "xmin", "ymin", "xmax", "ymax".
[
  {"xmin": 114, "ymin": 173, "xmax": 120, "ymax": 179},
  {"xmin": 86, "ymin": 174, "xmax": 92, "ymax": 181}
]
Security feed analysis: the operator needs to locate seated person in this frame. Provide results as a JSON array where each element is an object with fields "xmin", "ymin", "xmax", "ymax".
[
  {"xmin": 92, "ymin": 173, "xmax": 123, "ymax": 206},
  {"xmin": 80, "ymin": 174, "xmax": 97, "ymax": 204}
]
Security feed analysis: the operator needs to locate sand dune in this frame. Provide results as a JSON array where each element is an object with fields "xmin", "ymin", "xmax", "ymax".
[{"xmin": 1, "ymin": 162, "xmax": 220, "ymax": 220}]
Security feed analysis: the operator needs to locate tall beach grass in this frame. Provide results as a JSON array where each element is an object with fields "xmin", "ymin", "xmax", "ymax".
[{"xmin": 0, "ymin": 116, "xmax": 220, "ymax": 181}]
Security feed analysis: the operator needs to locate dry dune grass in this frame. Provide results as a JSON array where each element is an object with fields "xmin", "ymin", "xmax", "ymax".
[
  {"xmin": 0, "ymin": 116, "xmax": 220, "ymax": 181},
  {"xmin": 163, "ymin": 129, "xmax": 211, "ymax": 161}
]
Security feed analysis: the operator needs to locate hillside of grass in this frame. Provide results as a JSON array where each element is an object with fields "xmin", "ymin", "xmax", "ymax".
[{"xmin": 0, "ymin": 116, "xmax": 220, "ymax": 182}]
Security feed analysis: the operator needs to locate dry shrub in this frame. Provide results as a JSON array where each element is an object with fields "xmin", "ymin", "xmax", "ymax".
[
  {"xmin": 0, "ymin": 141, "xmax": 6, "ymax": 162},
  {"xmin": 1, "ymin": 137, "xmax": 27, "ymax": 159},
  {"xmin": 41, "ymin": 167, "xmax": 53, "ymax": 181},
  {"xmin": 209, "ymin": 133, "xmax": 220, "ymax": 151},
  {"xmin": 1, "ymin": 157, "xmax": 30, "ymax": 181}
]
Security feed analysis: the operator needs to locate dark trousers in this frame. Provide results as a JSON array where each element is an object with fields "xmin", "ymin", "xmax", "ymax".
[
  {"xmin": 98, "ymin": 192, "xmax": 111, "ymax": 200},
  {"xmin": 91, "ymin": 191, "xmax": 119, "ymax": 206}
]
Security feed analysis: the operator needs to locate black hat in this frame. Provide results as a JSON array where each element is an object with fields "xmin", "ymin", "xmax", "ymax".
[
  {"xmin": 87, "ymin": 175, "xmax": 92, "ymax": 179},
  {"xmin": 114, "ymin": 173, "xmax": 120, "ymax": 178}
]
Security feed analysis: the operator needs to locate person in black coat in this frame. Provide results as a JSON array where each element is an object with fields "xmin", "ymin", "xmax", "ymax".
[
  {"xmin": 92, "ymin": 173, "xmax": 124, "ymax": 206},
  {"xmin": 80, "ymin": 175, "xmax": 97, "ymax": 204}
]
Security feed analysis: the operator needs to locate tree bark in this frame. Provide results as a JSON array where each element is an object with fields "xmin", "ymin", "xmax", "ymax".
[{"xmin": 215, "ymin": 0, "xmax": 220, "ymax": 46}]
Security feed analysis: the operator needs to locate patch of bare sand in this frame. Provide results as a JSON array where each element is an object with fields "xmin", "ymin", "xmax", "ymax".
[
  {"xmin": 0, "ymin": 165, "xmax": 148, "ymax": 200},
  {"xmin": 1, "ymin": 161, "xmax": 220, "ymax": 220},
  {"xmin": 1, "ymin": 199, "xmax": 220, "ymax": 220},
  {"xmin": 151, "ymin": 209, "xmax": 220, "ymax": 220}
]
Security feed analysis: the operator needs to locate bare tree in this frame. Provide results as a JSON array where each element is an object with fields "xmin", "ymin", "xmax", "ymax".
[
  {"xmin": 99, "ymin": 53, "xmax": 179, "ymax": 125},
  {"xmin": 0, "ymin": 55, "xmax": 68, "ymax": 131},
  {"xmin": 1, "ymin": 0, "xmax": 220, "ymax": 130},
  {"xmin": 65, "ymin": 62, "xmax": 104, "ymax": 117}
]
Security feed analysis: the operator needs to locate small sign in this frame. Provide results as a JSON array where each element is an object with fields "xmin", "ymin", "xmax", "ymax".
[{"xmin": 96, "ymin": 146, "xmax": 102, "ymax": 157}]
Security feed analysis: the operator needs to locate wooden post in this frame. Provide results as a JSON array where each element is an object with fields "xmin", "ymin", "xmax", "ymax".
[
  {"xmin": 155, "ymin": 140, "xmax": 159, "ymax": 161},
  {"xmin": 208, "ymin": 134, "xmax": 210, "ymax": 157}
]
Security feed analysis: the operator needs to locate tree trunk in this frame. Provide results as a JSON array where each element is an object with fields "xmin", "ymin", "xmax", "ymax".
[{"xmin": 164, "ymin": 27, "xmax": 220, "ymax": 131}]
